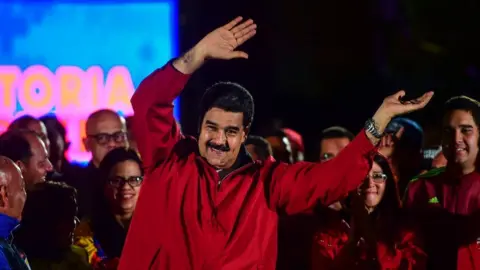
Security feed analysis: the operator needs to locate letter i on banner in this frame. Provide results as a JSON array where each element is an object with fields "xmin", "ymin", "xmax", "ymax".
[{"xmin": 104, "ymin": 66, "xmax": 134, "ymax": 115}]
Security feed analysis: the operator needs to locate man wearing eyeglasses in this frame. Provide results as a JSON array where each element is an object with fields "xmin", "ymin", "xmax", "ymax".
[
  {"xmin": 83, "ymin": 109, "xmax": 128, "ymax": 168},
  {"xmin": 66, "ymin": 109, "xmax": 128, "ymax": 218}
]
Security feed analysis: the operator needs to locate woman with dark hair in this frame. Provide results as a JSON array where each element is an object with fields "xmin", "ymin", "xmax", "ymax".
[
  {"xmin": 311, "ymin": 155, "xmax": 426, "ymax": 270},
  {"xmin": 75, "ymin": 147, "xmax": 143, "ymax": 269}
]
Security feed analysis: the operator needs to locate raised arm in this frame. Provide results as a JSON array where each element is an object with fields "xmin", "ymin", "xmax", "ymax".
[
  {"xmin": 131, "ymin": 16, "xmax": 256, "ymax": 172},
  {"xmin": 131, "ymin": 64, "xmax": 190, "ymax": 172},
  {"xmin": 270, "ymin": 90, "xmax": 434, "ymax": 214}
]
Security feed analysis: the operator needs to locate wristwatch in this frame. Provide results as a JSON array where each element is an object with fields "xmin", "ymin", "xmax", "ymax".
[{"xmin": 364, "ymin": 118, "xmax": 383, "ymax": 139}]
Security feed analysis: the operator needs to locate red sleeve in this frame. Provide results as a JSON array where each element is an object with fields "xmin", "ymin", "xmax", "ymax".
[
  {"xmin": 270, "ymin": 130, "xmax": 375, "ymax": 214},
  {"xmin": 130, "ymin": 63, "xmax": 190, "ymax": 172}
]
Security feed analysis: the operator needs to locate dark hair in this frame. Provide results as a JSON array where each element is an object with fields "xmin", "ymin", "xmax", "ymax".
[
  {"xmin": 443, "ymin": 95, "xmax": 480, "ymax": 126},
  {"xmin": 99, "ymin": 147, "xmax": 143, "ymax": 183},
  {"xmin": 22, "ymin": 181, "xmax": 77, "ymax": 223},
  {"xmin": 93, "ymin": 147, "xmax": 143, "ymax": 258},
  {"xmin": 245, "ymin": 135, "xmax": 273, "ymax": 161},
  {"xmin": 369, "ymin": 155, "xmax": 402, "ymax": 255},
  {"xmin": 40, "ymin": 114, "xmax": 67, "ymax": 142},
  {"xmin": 320, "ymin": 126, "xmax": 354, "ymax": 141},
  {"xmin": 0, "ymin": 130, "xmax": 33, "ymax": 164},
  {"xmin": 199, "ymin": 82, "xmax": 254, "ymax": 129},
  {"xmin": 8, "ymin": 115, "xmax": 38, "ymax": 131},
  {"xmin": 15, "ymin": 181, "xmax": 77, "ymax": 257}
]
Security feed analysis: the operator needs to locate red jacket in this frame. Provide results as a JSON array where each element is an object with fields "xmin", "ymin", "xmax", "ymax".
[
  {"xmin": 404, "ymin": 167, "xmax": 480, "ymax": 269},
  {"xmin": 311, "ymin": 218, "xmax": 426, "ymax": 270},
  {"xmin": 118, "ymin": 63, "xmax": 376, "ymax": 270}
]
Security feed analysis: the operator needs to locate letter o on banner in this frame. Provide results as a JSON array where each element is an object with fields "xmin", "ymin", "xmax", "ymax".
[{"xmin": 17, "ymin": 65, "xmax": 57, "ymax": 117}]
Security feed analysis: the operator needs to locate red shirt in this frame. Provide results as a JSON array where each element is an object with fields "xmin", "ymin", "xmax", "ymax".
[
  {"xmin": 405, "ymin": 167, "xmax": 480, "ymax": 269},
  {"xmin": 118, "ymin": 63, "xmax": 376, "ymax": 270}
]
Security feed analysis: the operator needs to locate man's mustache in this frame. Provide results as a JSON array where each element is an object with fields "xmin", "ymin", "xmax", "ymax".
[{"xmin": 207, "ymin": 141, "xmax": 230, "ymax": 152}]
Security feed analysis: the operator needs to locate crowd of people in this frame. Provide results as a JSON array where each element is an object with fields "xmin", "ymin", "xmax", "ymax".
[{"xmin": 0, "ymin": 17, "xmax": 478, "ymax": 270}]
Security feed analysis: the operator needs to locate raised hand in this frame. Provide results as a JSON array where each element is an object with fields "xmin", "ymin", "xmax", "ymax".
[
  {"xmin": 197, "ymin": 16, "xmax": 257, "ymax": 60},
  {"xmin": 367, "ymin": 90, "xmax": 433, "ymax": 145},
  {"xmin": 173, "ymin": 17, "xmax": 257, "ymax": 74},
  {"xmin": 378, "ymin": 90, "xmax": 434, "ymax": 120}
]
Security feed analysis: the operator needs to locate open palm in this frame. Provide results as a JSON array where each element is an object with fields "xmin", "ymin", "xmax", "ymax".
[
  {"xmin": 199, "ymin": 17, "xmax": 257, "ymax": 60},
  {"xmin": 380, "ymin": 90, "xmax": 434, "ymax": 119}
]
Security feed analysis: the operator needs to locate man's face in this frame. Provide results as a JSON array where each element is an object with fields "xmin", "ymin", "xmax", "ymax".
[
  {"xmin": 27, "ymin": 120, "xmax": 50, "ymax": 155},
  {"xmin": 319, "ymin": 137, "xmax": 351, "ymax": 162},
  {"xmin": 84, "ymin": 113, "xmax": 127, "ymax": 167},
  {"xmin": 21, "ymin": 134, "xmax": 53, "ymax": 189},
  {"xmin": 442, "ymin": 109, "xmax": 479, "ymax": 172},
  {"xmin": 198, "ymin": 108, "xmax": 246, "ymax": 169}
]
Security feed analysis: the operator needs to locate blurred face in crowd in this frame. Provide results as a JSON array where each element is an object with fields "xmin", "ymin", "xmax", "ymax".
[
  {"xmin": 266, "ymin": 136, "xmax": 292, "ymax": 163},
  {"xmin": 105, "ymin": 160, "xmax": 143, "ymax": 216},
  {"xmin": 198, "ymin": 108, "xmax": 246, "ymax": 169},
  {"xmin": 84, "ymin": 111, "xmax": 127, "ymax": 167},
  {"xmin": 359, "ymin": 161, "xmax": 387, "ymax": 210},
  {"xmin": 246, "ymin": 144, "xmax": 260, "ymax": 161},
  {"xmin": 26, "ymin": 120, "xmax": 50, "ymax": 155},
  {"xmin": 319, "ymin": 137, "xmax": 350, "ymax": 162},
  {"xmin": 442, "ymin": 109, "xmax": 479, "ymax": 174},
  {"xmin": 0, "ymin": 158, "xmax": 26, "ymax": 221},
  {"xmin": 20, "ymin": 133, "xmax": 52, "ymax": 189}
]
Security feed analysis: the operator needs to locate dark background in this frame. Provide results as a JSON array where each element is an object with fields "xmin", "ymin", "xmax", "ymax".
[{"xmin": 177, "ymin": 0, "xmax": 480, "ymax": 161}]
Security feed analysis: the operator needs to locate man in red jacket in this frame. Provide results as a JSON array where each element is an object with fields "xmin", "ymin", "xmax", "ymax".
[
  {"xmin": 405, "ymin": 95, "xmax": 480, "ymax": 270},
  {"xmin": 119, "ymin": 17, "xmax": 433, "ymax": 270}
]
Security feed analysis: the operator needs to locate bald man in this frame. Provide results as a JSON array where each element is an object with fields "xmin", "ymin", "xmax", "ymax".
[
  {"xmin": 0, "ymin": 130, "xmax": 53, "ymax": 190},
  {"xmin": 0, "ymin": 156, "xmax": 29, "ymax": 270},
  {"xmin": 65, "ymin": 109, "xmax": 127, "ymax": 218},
  {"xmin": 83, "ymin": 109, "xmax": 128, "ymax": 167}
]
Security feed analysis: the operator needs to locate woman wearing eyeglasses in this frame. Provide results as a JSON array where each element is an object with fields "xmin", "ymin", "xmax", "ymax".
[
  {"xmin": 311, "ymin": 155, "xmax": 426, "ymax": 270},
  {"xmin": 75, "ymin": 148, "xmax": 143, "ymax": 270}
]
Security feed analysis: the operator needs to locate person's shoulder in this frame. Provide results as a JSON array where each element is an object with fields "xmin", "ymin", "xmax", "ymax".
[{"xmin": 410, "ymin": 167, "xmax": 446, "ymax": 184}]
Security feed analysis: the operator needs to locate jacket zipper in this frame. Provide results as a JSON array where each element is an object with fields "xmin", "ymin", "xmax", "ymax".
[{"xmin": 217, "ymin": 163, "xmax": 254, "ymax": 191}]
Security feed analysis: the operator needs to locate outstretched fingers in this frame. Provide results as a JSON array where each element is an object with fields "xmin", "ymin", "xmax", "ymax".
[
  {"xmin": 234, "ymin": 23, "xmax": 257, "ymax": 38},
  {"xmin": 223, "ymin": 16, "xmax": 243, "ymax": 30},
  {"xmin": 403, "ymin": 91, "xmax": 434, "ymax": 110},
  {"xmin": 236, "ymin": 29, "xmax": 257, "ymax": 46},
  {"xmin": 231, "ymin": 19, "xmax": 255, "ymax": 34}
]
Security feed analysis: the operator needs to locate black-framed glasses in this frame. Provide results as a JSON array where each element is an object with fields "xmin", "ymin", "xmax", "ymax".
[
  {"xmin": 367, "ymin": 172, "xmax": 387, "ymax": 183},
  {"xmin": 108, "ymin": 176, "xmax": 144, "ymax": 188},
  {"xmin": 87, "ymin": 131, "xmax": 126, "ymax": 145}
]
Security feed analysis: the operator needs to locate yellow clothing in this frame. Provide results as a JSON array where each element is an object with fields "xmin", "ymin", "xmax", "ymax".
[{"xmin": 26, "ymin": 245, "xmax": 91, "ymax": 270}]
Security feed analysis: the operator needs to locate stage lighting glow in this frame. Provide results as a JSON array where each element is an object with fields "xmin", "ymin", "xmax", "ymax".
[{"xmin": 0, "ymin": 1, "xmax": 179, "ymax": 164}]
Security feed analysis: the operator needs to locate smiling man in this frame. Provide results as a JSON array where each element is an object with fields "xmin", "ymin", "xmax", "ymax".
[
  {"xmin": 0, "ymin": 130, "xmax": 53, "ymax": 190},
  {"xmin": 404, "ymin": 96, "xmax": 480, "ymax": 270},
  {"xmin": 119, "ymin": 17, "xmax": 433, "ymax": 270}
]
